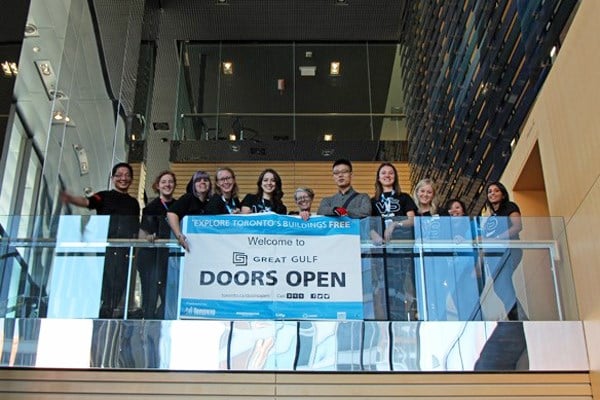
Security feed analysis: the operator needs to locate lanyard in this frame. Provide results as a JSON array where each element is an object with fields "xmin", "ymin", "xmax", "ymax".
[
  {"xmin": 261, "ymin": 198, "xmax": 272, "ymax": 212},
  {"xmin": 222, "ymin": 195, "xmax": 236, "ymax": 214},
  {"xmin": 380, "ymin": 191, "xmax": 395, "ymax": 215}
]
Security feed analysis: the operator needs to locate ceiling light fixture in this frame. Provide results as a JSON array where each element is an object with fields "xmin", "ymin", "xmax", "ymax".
[
  {"xmin": 329, "ymin": 61, "xmax": 341, "ymax": 76},
  {"xmin": 228, "ymin": 133, "xmax": 237, "ymax": 141},
  {"xmin": 52, "ymin": 110, "xmax": 75, "ymax": 126},
  {"xmin": 299, "ymin": 66, "xmax": 316, "ymax": 76},
  {"xmin": 35, "ymin": 60, "xmax": 69, "ymax": 100},
  {"xmin": 24, "ymin": 22, "xmax": 39, "ymax": 37},
  {"xmin": 323, "ymin": 133, "xmax": 334, "ymax": 141},
  {"xmin": 1, "ymin": 61, "xmax": 18, "ymax": 77},
  {"xmin": 222, "ymin": 61, "xmax": 233, "ymax": 75}
]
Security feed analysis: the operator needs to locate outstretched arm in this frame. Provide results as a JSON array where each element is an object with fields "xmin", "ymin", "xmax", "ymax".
[
  {"xmin": 167, "ymin": 211, "xmax": 189, "ymax": 251},
  {"xmin": 60, "ymin": 191, "xmax": 89, "ymax": 208}
]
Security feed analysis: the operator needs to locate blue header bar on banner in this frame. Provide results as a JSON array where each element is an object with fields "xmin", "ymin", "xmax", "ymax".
[{"xmin": 184, "ymin": 214, "xmax": 360, "ymax": 236}]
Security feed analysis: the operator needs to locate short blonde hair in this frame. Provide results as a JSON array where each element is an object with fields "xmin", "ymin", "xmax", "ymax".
[{"xmin": 294, "ymin": 187, "xmax": 314, "ymax": 201}]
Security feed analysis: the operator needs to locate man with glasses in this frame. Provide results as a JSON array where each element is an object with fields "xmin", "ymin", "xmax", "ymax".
[
  {"xmin": 61, "ymin": 162, "xmax": 140, "ymax": 318},
  {"xmin": 317, "ymin": 159, "xmax": 371, "ymax": 218}
]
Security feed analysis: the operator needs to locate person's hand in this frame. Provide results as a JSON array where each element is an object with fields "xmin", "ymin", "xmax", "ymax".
[
  {"xmin": 146, "ymin": 233, "xmax": 156, "ymax": 243},
  {"xmin": 370, "ymin": 230, "xmax": 383, "ymax": 245},
  {"xmin": 333, "ymin": 207, "xmax": 348, "ymax": 216},
  {"xmin": 176, "ymin": 234, "xmax": 190, "ymax": 252},
  {"xmin": 383, "ymin": 223, "xmax": 396, "ymax": 242},
  {"xmin": 59, "ymin": 191, "xmax": 71, "ymax": 204},
  {"xmin": 299, "ymin": 210, "xmax": 311, "ymax": 221},
  {"xmin": 453, "ymin": 234, "xmax": 465, "ymax": 244},
  {"xmin": 231, "ymin": 208, "xmax": 241, "ymax": 214}
]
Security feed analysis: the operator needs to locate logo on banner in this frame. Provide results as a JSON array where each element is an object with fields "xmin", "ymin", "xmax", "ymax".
[{"xmin": 232, "ymin": 252, "xmax": 248, "ymax": 266}]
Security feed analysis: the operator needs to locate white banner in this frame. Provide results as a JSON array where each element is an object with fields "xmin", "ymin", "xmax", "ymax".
[{"xmin": 179, "ymin": 214, "xmax": 363, "ymax": 320}]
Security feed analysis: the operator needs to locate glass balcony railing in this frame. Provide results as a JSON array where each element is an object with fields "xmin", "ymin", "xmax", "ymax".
[{"xmin": 0, "ymin": 215, "xmax": 578, "ymax": 322}]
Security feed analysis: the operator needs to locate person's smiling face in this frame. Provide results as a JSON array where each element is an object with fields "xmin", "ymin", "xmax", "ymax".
[
  {"xmin": 487, "ymin": 184, "xmax": 504, "ymax": 205},
  {"xmin": 112, "ymin": 166, "xmax": 132, "ymax": 193},
  {"xmin": 378, "ymin": 165, "xmax": 395, "ymax": 189},
  {"xmin": 157, "ymin": 173, "xmax": 175, "ymax": 198},
  {"xmin": 216, "ymin": 170, "xmax": 235, "ymax": 195},
  {"xmin": 261, "ymin": 172, "xmax": 277, "ymax": 196},
  {"xmin": 295, "ymin": 191, "xmax": 313, "ymax": 211},
  {"xmin": 448, "ymin": 201, "xmax": 466, "ymax": 216},
  {"xmin": 417, "ymin": 184, "xmax": 434, "ymax": 207}
]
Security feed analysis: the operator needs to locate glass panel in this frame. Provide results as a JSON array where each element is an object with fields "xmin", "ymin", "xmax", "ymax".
[
  {"xmin": 175, "ymin": 42, "xmax": 407, "ymax": 143},
  {"xmin": 0, "ymin": 215, "xmax": 578, "ymax": 322}
]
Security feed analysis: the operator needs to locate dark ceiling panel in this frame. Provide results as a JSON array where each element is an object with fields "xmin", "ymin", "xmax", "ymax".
[
  {"xmin": 0, "ymin": 0, "xmax": 30, "ymax": 43},
  {"xmin": 158, "ymin": 0, "xmax": 409, "ymax": 41}
]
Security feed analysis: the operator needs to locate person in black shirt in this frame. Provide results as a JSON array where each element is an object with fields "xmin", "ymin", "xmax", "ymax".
[
  {"xmin": 481, "ymin": 181, "xmax": 524, "ymax": 320},
  {"xmin": 369, "ymin": 162, "xmax": 418, "ymax": 320},
  {"xmin": 137, "ymin": 171, "xmax": 177, "ymax": 319},
  {"xmin": 412, "ymin": 178, "xmax": 445, "ymax": 216},
  {"xmin": 371, "ymin": 163, "xmax": 418, "ymax": 242},
  {"xmin": 444, "ymin": 198, "xmax": 481, "ymax": 320},
  {"xmin": 205, "ymin": 167, "xmax": 241, "ymax": 215},
  {"xmin": 241, "ymin": 168, "xmax": 287, "ymax": 215},
  {"xmin": 167, "ymin": 170, "xmax": 212, "ymax": 252},
  {"xmin": 61, "ymin": 162, "xmax": 140, "ymax": 318}
]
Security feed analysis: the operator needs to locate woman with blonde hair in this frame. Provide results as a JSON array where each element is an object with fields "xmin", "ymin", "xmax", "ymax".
[
  {"xmin": 412, "ymin": 178, "xmax": 442, "ymax": 216},
  {"xmin": 206, "ymin": 166, "xmax": 241, "ymax": 215}
]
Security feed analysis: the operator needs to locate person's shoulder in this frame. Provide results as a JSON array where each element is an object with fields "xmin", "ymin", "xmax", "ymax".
[
  {"xmin": 506, "ymin": 201, "xmax": 521, "ymax": 213},
  {"xmin": 320, "ymin": 193, "xmax": 335, "ymax": 202},
  {"xmin": 242, "ymin": 193, "xmax": 257, "ymax": 202},
  {"xmin": 208, "ymin": 193, "xmax": 222, "ymax": 202},
  {"xmin": 142, "ymin": 197, "xmax": 161, "ymax": 211}
]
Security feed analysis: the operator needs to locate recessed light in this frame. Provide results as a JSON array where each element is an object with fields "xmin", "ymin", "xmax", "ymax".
[
  {"xmin": 1, "ymin": 61, "xmax": 18, "ymax": 77},
  {"xmin": 222, "ymin": 61, "xmax": 233, "ymax": 75},
  {"xmin": 330, "ymin": 61, "xmax": 340, "ymax": 76}
]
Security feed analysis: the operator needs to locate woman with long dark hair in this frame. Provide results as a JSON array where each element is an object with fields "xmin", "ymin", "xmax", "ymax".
[
  {"xmin": 480, "ymin": 181, "xmax": 523, "ymax": 320},
  {"xmin": 241, "ymin": 168, "xmax": 287, "ymax": 214}
]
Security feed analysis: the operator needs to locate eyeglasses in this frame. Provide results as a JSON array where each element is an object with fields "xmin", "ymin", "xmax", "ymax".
[
  {"xmin": 217, "ymin": 176, "xmax": 234, "ymax": 183},
  {"xmin": 295, "ymin": 196, "xmax": 312, "ymax": 202},
  {"xmin": 195, "ymin": 177, "xmax": 210, "ymax": 182},
  {"xmin": 332, "ymin": 169, "xmax": 351, "ymax": 176}
]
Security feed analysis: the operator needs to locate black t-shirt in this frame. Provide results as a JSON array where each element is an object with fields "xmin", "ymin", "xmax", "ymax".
[
  {"xmin": 371, "ymin": 191, "xmax": 417, "ymax": 218},
  {"xmin": 87, "ymin": 189, "xmax": 140, "ymax": 238},
  {"xmin": 241, "ymin": 193, "xmax": 287, "ymax": 214},
  {"xmin": 168, "ymin": 192, "xmax": 209, "ymax": 220},
  {"xmin": 205, "ymin": 193, "xmax": 241, "ymax": 215},
  {"xmin": 484, "ymin": 200, "xmax": 521, "ymax": 239},
  {"xmin": 140, "ymin": 197, "xmax": 176, "ymax": 239},
  {"xmin": 370, "ymin": 191, "xmax": 417, "ymax": 240}
]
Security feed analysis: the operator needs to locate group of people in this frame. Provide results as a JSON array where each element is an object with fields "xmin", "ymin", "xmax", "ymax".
[{"xmin": 61, "ymin": 159, "xmax": 522, "ymax": 322}]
